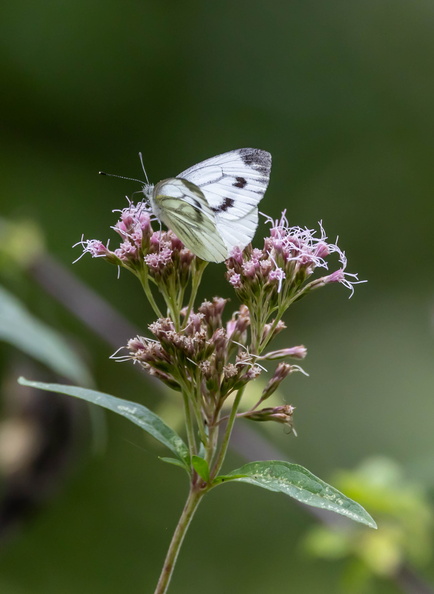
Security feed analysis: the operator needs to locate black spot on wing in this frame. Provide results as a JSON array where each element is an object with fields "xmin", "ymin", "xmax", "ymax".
[
  {"xmin": 239, "ymin": 148, "xmax": 272, "ymax": 177},
  {"xmin": 233, "ymin": 176, "xmax": 247, "ymax": 188},
  {"xmin": 211, "ymin": 197, "xmax": 235, "ymax": 214}
]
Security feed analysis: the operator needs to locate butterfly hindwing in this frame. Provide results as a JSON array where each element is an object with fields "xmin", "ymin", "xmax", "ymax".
[{"xmin": 151, "ymin": 178, "xmax": 229, "ymax": 262}]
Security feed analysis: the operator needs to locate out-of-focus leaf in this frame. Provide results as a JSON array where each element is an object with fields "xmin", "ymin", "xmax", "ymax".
[
  {"xmin": 18, "ymin": 378, "xmax": 189, "ymax": 465},
  {"xmin": 320, "ymin": 457, "xmax": 434, "ymax": 571},
  {"xmin": 216, "ymin": 460, "xmax": 377, "ymax": 528},
  {"xmin": 0, "ymin": 286, "xmax": 91, "ymax": 385},
  {"xmin": 0, "ymin": 218, "xmax": 45, "ymax": 269}
]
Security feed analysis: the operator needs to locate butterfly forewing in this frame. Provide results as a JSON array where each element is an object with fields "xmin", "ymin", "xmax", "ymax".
[
  {"xmin": 177, "ymin": 148, "xmax": 271, "ymax": 253},
  {"xmin": 178, "ymin": 148, "xmax": 271, "ymax": 221},
  {"xmin": 152, "ymin": 178, "xmax": 229, "ymax": 262}
]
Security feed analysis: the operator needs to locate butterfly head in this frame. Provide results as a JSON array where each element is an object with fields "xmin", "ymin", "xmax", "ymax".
[{"xmin": 142, "ymin": 183, "xmax": 155, "ymax": 200}]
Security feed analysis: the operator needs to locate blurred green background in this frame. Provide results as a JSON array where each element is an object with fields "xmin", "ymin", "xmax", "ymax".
[{"xmin": 1, "ymin": 1, "xmax": 434, "ymax": 592}]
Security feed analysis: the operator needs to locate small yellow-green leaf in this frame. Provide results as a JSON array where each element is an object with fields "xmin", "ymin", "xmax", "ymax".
[{"xmin": 191, "ymin": 455, "xmax": 210, "ymax": 482}]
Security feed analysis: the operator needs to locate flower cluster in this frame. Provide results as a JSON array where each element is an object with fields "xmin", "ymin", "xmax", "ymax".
[
  {"xmin": 78, "ymin": 200, "xmax": 363, "ymax": 437},
  {"xmin": 226, "ymin": 212, "xmax": 363, "ymax": 351},
  {"xmin": 120, "ymin": 299, "xmax": 305, "ymax": 429},
  {"xmin": 77, "ymin": 200, "xmax": 208, "ymax": 321},
  {"xmin": 77, "ymin": 201, "xmax": 194, "ymax": 280},
  {"xmin": 227, "ymin": 211, "xmax": 361, "ymax": 299}
]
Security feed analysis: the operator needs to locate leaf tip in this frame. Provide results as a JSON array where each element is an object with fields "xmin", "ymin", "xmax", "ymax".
[{"xmin": 367, "ymin": 517, "xmax": 378, "ymax": 530}]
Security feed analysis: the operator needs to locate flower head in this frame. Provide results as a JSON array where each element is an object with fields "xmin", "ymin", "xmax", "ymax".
[
  {"xmin": 226, "ymin": 211, "xmax": 364, "ymax": 315},
  {"xmin": 120, "ymin": 299, "xmax": 265, "ymax": 408}
]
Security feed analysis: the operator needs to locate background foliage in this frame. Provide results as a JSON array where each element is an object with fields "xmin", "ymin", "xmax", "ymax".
[{"xmin": 1, "ymin": 1, "xmax": 434, "ymax": 592}]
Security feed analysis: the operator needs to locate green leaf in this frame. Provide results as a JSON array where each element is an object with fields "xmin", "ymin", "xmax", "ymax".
[
  {"xmin": 18, "ymin": 378, "xmax": 189, "ymax": 464},
  {"xmin": 219, "ymin": 461, "xmax": 377, "ymax": 528},
  {"xmin": 212, "ymin": 474, "xmax": 246, "ymax": 484},
  {"xmin": 191, "ymin": 455, "xmax": 210, "ymax": 481},
  {"xmin": 159, "ymin": 457, "xmax": 189, "ymax": 472},
  {"xmin": 0, "ymin": 286, "xmax": 92, "ymax": 385}
]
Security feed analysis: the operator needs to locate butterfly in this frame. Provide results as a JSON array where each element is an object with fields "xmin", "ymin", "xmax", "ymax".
[{"xmin": 141, "ymin": 148, "xmax": 272, "ymax": 262}]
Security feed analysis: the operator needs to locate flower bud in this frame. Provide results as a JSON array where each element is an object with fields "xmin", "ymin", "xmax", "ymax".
[
  {"xmin": 259, "ymin": 346, "xmax": 307, "ymax": 361},
  {"xmin": 261, "ymin": 319, "xmax": 286, "ymax": 343},
  {"xmin": 227, "ymin": 270, "xmax": 242, "ymax": 289},
  {"xmin": 198, "ymin": 297, "xmax": 228, "ymax": 332},
  {"xmin": 146, "ymin": 367, "xmax": 181, "ymax": 391},
  {"xmin": 244, "ymin": 404, "xmax": 295, "ymax": 427},
  {"xmin": 220, "ymin": 363, "xmax": 241, "ymax": 394},
  {"xmin": 231, "ymin": 364, "xmax": 262, "ymax": 390},
  {"xmin": 268, "ymin": 267, "xmax": 286, "ymax": 292},
  {"xmin": 77, "ymin": 239, "xmax": 123, "ymax": 266},
  {"xmin": 211, "ymin": 328, "xmax": 227, "ymax": 373},
  {"xmin": 226, "ymin": 305, "xmax": 250, "ymax": 342},
  {"xmin": 261, "ymin": 362, "xmax": 292, "ymax": 400},
  {"xmin": 228, "ymin": 245, "xmax": 244, "ymax": 266}
]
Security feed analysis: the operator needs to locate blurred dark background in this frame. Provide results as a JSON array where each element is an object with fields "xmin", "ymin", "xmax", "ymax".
[{"xmin": 1, "ymin": 1, "xmax": 434, "ymax": 592}]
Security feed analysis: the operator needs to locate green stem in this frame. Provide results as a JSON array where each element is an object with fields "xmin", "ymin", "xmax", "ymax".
[
  {"xmin": 210, "ymin": 386, "xmax": 245, "ymax": 479},
  {"xmin": 161, "ymin": 285, "xmax": 180, "ymax": 329},
  {"xmin": 154, "ymin": 485, "xmax": 204, "ymax": 594},
  {"xmin": 182, "ymin": 260, "xmax": 208, "ymax": 326},
  {"xmin": 258, "ymin": 305, "xmax": 284, "ymax": 353},
  {"xmin": 249, "ymin": 288, "xmax": 267, "ymax": 353},
  {"xmin": 181, "ymin": 389, "xmax": 197, "ymax": 455},
  {"xmin": 137, "ymin": 269, "xmax": 163, "ymax": 318},
  {"xmin": 205, "ymin": 422, "xmax": 218, "ymax": 468},
  {"xmin": 177, "ymin": 372, "xmax": 207, "ymax": 447}
]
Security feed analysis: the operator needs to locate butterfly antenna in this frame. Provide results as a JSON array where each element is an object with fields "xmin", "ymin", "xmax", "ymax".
[
  {"xmin": 99, "ymin": 171, "xmax": 145, "ymax": 185},
  {"xmin": 138, "ymin": 152, "xmax": 150, "ymax": 185}
]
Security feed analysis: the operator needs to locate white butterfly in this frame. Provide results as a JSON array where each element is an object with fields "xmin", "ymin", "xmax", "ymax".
[{"xmin": 142, "ymin": 148, "xmax": 272, "ymax": 262}]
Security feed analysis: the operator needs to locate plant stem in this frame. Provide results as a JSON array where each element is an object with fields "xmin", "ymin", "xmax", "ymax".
[
  {"xmin": 182, "ymin": 260, "xmax": 208, "ymax": 325},
  {"xmin": 154, "ymin": 485, "xmax": 204, "ymax": 594},
  {"xmin": 137, "ymin": 269, "xmax": 163, "ymax": 318},
  {"xmin": 181, "ymin": 389, "xmax": 197, "ymax": 455},
  {"xmin": 210, "ymin": 386, "xmax": 245, "ymax": 479}
]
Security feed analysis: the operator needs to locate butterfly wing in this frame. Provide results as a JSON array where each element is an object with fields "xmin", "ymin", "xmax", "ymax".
[
  {"xmin": 178, "ymin": 148, "xmax": 272, "ymax": 251},
  {"xmin": 151, "ymin": 178, "xmax": 229, "ymax": 262}
]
